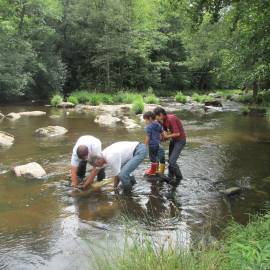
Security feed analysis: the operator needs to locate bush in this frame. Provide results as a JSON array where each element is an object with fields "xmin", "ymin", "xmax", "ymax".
[
  {"xmin": 67, "ymin": 95, "xmax": 79, "ymax": 105},
  {"xmin": 132, "ymin": 97, "xmax": 144, "ymax": 114},
  {"xmin": 70, "ymin": 91, "xmax": 91, "ymax": 104},
  {"xmin": 101, "ymin": 94, "xmax": 114, "ymax": 104},
  {"xmin": 89, "ymin": 93, "xmax": 101, "ymax": 105},
  {"xmin": 50, "ymin": 94, "xmax": 63, "ymax": 107},
  {"xmin": 237, "ymin": 94, "xmax": 253, "ymax": 104},
  {"xmin": 175, "ymin": 91, "xmax": 187, "ymax": 104},
  {"xmin": 192, "ymin": 93, "xmax": 213, "ymax": 103},
  {"xmin": 144, "ymin": 94, "xmax": 159, "ymax": 104}
]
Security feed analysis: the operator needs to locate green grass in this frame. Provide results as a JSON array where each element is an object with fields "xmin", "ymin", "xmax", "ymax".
[
  {"xmin": 50, "ymin": 94, "xmax": 63, "ymax": 107},
  {"xmin": 192, "ymin": 93, "xmax": 214, "ymax": 103},
  {"xmin": 67, "ymin": 95, "xmax": 79, "ymax": 105},
  {"xmin": 144, "ymin": 94, "xmax": 159, "ymax": 104},
  {"xmin": 175, "ymin": 91, "xmax": 187, "ymax": 104},
  {"xmin": 96, "ymin": 211, "xmax": 270, "ymax": 270},
  {"xmin": 132, "ymin": 96, "xmax": 144, "ymax": 114}
]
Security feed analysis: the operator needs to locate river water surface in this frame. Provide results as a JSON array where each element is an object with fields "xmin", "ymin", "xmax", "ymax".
[{"xmin": 0, "ymin": 104, "xmax": 270, "ymax": 269}]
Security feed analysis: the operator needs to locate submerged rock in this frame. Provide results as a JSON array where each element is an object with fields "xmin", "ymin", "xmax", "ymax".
[
  {"xmin": 57, "ymin": 102, "xmax": 75, "ymax": 108},
  {"xmin": 122, "ymin": 116, "xmax": 140, "ymax": 129},
  {"xmin": 34, "ymin": 126, "xmax": 68, "ymax": 137},
  {"xmin": 0, "ymin": 112, "xmax": 4, "ymax": 119},
  {"xmin": 19, "ymin": 111, "xmax": 46, "ymax": 116},
  {"xmin": 220, "ymin": 187, "xmax": 241, "ymax": 196},
  {"xmin": 6, "ymin": 112, "xmax": 21, "ymax": 121},
  {"xmin": 0, "ymin": 131, "xmax": 15, "ymax": 147},
  {"xmin": 94, "ymin": 114, "xmax": 121, "ymax": 126},
  {"xmin": 13, "ymin": 162, "xmax": 46, "ymax": 178}
]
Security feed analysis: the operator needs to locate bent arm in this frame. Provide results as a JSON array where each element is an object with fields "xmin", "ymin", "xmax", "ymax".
[
  {"xmin": 71, "ymin": 166, "xmax": 78, "ymax": 187},
  {"xmin": 83, "ymin": 167, "xmax": 98, "ymax": 190}
]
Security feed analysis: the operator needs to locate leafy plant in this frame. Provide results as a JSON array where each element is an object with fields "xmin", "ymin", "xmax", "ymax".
[
  {"xmin": 67, "ymin": 95, "xmax": 79, "ymax": 105},
  {"xmin": 192, "ymin": 93, "xmax": 214, "ymax": 103},
  {"xmin": 132, "ymin": 97, "xmax": 144, "ymax": 114},
  {"xmin": 175, "ymin": 91, "xmax": 187, "ymax": 104},
  {"xmin": 50, "ymin": 94, "xmax": 63, "ymax": 107},
  {"xmin": 89, "ymin": 93, "xmax": 101, "ymax": 105},
  {"xmin": 144, "ymin": 94, "xmax": 159, "ymax": 104}
]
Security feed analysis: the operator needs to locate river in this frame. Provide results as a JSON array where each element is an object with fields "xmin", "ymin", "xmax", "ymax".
[{"xmin": 0, "ymin": 103, "xmax": 270, "ymax": 269}]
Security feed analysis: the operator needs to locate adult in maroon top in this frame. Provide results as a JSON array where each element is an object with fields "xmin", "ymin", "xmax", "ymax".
[{"xmin": 154, "ymin": 107, "xmax": 186, "ymax": 183}]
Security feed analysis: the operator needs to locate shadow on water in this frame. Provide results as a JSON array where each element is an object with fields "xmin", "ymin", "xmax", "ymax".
[{"xmin": 0, "ymin": 105, "xmax": 270, "ymax": 269}]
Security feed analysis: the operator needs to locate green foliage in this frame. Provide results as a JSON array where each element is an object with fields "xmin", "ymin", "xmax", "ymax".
[
  {"xmin": 67, "ymin": 96, "xmax": 79, "ymax": 105},
  {"xmin": 237, "ymin": 94, "xmax": 254, "ymax": 104},
  {"xmin": 175, "ymin": 91, "xmax": 187, "ymax": 104},
  {"xmin": 266, "ymin": 108, "xmax": 270, "ymax": 121},
  {"xmin": 132, "ymin": 97, "xmax": 144, "ymax": 114},
  {"xmin": 50, "ymin": 94, "xmax": 63, "ymax": 107},
  {"xmin": 144, "ymin": 94, "xmax": 159, "ymax": 104},
  {"xmin": 89, "ymin": 93, "xmax": 101, "ymax": 106},
  {"xmin": 69, "ymin": 91, "xmax": 91, "ymax": 104},
  {"xmin": 101, "ymin": 94, "xmax": 114, "ymax": 105},
  {"xmin": 192, "ymin": 93, "xmax": 213, "ymax": 103}
]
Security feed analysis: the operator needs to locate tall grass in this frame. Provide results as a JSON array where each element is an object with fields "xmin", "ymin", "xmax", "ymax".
[
  {"xmin": 144, "ymin": 94, "xmax": 159, "ymax": 104},
  {"xmin": 175, "ymin": 91, "xmax": 187, "ymax": 104},
  {"xmin": 192, "ymin": 93, "xmax": 214, "ymax": 103},
  {"xmin": 132, "ymin": 96, "xmax": 144, "ymax": 114},
  {"xmin": 94, "ymin": 211, "xmax": 270, "ymax": 270},
  {"xmin": 50, "ymin": 94, "xmax": 63, "ymax": 106}
]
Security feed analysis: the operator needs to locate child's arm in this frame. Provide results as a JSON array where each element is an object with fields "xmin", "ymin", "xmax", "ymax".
[{"xmin": 144, "ymin": 135, "xmax": 149, "ymax": 145}]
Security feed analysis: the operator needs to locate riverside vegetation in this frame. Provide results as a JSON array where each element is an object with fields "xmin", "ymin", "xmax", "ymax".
[{"xmin": 95, "ymin": 211, "xmax": 270, "ymax": 270}]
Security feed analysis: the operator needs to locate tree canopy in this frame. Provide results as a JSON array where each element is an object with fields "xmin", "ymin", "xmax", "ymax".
[{"xmin": 0, "ymin": 0, "xmax": 269, "ymax": 101}]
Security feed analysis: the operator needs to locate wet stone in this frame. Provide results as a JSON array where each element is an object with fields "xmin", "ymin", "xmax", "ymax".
[
  {"xmin": 34, "ymin": 126, "xmax": 68, "ymax": 137},
  {"xmin": 6, "ymin": 112, "xmax": 21, "ymax": 121},
  {"xmin": 0, "ymin": 131, "xmax": 15, "ymax": 147},
  {"xmin": 19, "ymin": 111, "xmax": 46, "ymax": 116},
  {"xmin": 94, "ymin": 114, "xmax": 121, "ymax": 126},
  {"xmin": 13, "ymin": 162, "xmax": 46, "ymax": 178},
  {"xmin": 220, "ymin": 187, "xmax": 241, "ymax": 196}
]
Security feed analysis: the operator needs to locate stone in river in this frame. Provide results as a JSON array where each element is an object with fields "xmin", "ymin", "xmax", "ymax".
[
  {"xmin": 57, "ymin": 102, "xmax": 75, "ymax": 108},
  {"xmin": 0, "ymin": 131, "xmax": 15, "ymax": 147},
  {"xmin": 220, "ymin": 187, "xmax": 241, "ymax": 196},
  {"xmin": 122, "ymin": 116, "xmax": 140, "ymax": 129},
  {"xmin": 204, "ymin": 106, "xmax": 223, "ymax": 113},
  {"xmin": 6, "ymin": 112, "xmax": 21, "ymax": 121},
  {"xmin": 94, "ymin": 114, "xmax": 121, "ymax": 126},
  {"xmin": 34, "ymin": 126, "xmax": 68, "ymax": 137},
  {"xmin": 13, "ymin": 162, "xmax": 46, "ymax": 178},
  {"xmin": 19, "ymin": 111, "xmax": 46, "ymax": 116},
  {"xmin": 205, "ymin": 100, "xmax": 223, "ymax": 107},
  {"xmin": 0, "ymin": 112, "xmax": 4, "ymax": 119}
]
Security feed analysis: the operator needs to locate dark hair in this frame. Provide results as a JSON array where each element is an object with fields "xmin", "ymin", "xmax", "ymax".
[
  {"xmin": 143, "ymin": 111, "xmax": 155, "ymax": 120},
  {"xmin": 77, "ymin": 145, "xmax": 88, "ymax": 159},
  {"xmin": 153, "ymin": 107, "xmax": 167, "ymax": 116}
]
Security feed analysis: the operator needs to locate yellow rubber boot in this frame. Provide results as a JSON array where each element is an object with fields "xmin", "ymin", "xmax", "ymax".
[{"xmin": 157, "ymin": 164, "xmax": 165, "ymax": 174}]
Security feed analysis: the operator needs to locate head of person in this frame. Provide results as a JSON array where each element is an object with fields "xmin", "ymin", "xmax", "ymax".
[
  {"xmin": 77, "ymin": 145, "xmax": 89, "ymax": 160},
  {"xmin": 143, "ymin": 111, "xmax": 155, "ymax": 124},
  {"xmin": 153, "ymin": 107, "xmax": 167, "ymax": 122},
  {"xmin": 89, "ymin": 155, "xmax": 106, "ymax": 168}
]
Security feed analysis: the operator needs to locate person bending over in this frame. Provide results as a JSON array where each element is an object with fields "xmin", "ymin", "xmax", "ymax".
[
  {"xmin": 84, "ymin": 141, "xmax": 147, "ymax": 191},
  {"xmin": 153, "ymin": 107, "xmax": 186, "ymax": 183},
  {"xmin": 70, "ymin": 135, "xmax": 105, "ymax": 187},
  {"xmin": 143, "ymin": 111, "xmax": 165, "ymax": 176}
]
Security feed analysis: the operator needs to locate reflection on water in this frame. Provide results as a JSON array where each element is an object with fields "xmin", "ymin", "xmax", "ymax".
[{"xmin": 0, "ymin": 105, "xmax": 270, "ymax": 269}]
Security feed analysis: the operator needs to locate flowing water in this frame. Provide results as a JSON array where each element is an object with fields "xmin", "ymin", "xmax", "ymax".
[{"xmin": 0, "ymin": 104, "xmax": 270, "ymax": 269}]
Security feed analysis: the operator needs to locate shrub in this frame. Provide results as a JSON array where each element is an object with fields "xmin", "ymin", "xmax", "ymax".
[
  {"xmin": 70, "ymin": 90, "xmax": 91, "ymax": 104},
  {"xmin": 50, "ymin": 94, "xmax": 63, "ymax": 107},
  {"xmin": 89, "ymin": 93, "xmax": 101, "ymax": 105},
  {"xmin": 101, "ymin": 94, "xmax": 114, "ymax": 104},
  {"xmin": 67, "ymin": 95, "xmax": 79, "ymax": 105},
  {"xmin": 237, "ymin": 94, "xmax": 253, "ymax": 104},
  {"xmin": 144, "ymin": 94, "xmax": 159, "ymax": 104},
  {"xmin": 192, "ymin": 93, "xmax": 213, "ymax": 103},
  {"xmin": 175, "ymin": 91, "xmax": 187, "ymax": 104},
  {"xmin": 132, "ymin": 97, "xmax": 144, "ymax": 114}
]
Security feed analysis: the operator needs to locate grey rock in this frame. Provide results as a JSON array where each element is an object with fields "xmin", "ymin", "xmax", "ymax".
[
  {"xmin": 19, "ymin": 111, "xmax": 46, "ymax": 116},
  {"xmin": 57, "ymin": 102, "xmax": 75, "ymax": 108},
  {"xmin": 0, "ymin": 131, "xmax": 15, "ymax": 147},
  {"xmin": 13, "ymin": 162, "xmax": 46, "ymax": 178},
  {"xmin": 220, "ymin": 187, "xmax": 241, "ymax": 196},
  {"xmin": 35, "ymin": 126, "xmax": 68, "ymax": 137},
  {"xmin": 6, "ymin": 112, "xmax": 21, "ymax": 120},
  {"xmin": 94, "ymin": 114, "xmax": 121, "ymax": 126}
]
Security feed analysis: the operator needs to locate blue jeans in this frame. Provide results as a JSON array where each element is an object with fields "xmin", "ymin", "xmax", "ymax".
[
  {"xmin": 168, "ymin": 139, "xmax": 186, "ymax": 177},
  {"xmin": 157, "ymin": 145, "xmax": 165, "ymax": 164},
  {"xmin": 149, "ymin": 145, "xmax": 159, "ymax": 163},
  {"xmin": 119, "ymin": 143, "xmax": 147, "ymax": 190}
]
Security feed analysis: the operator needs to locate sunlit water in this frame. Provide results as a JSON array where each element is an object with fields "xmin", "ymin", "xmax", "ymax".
[{"xmin": 0, "ymin": 104, "xmax": 270, "ymax": 269}]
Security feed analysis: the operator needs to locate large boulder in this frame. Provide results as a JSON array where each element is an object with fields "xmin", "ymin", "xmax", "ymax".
[
  {"xmin": 34, "ymin": 126, "xmax": 68, "ymax": 137},
  {"xmin": 57, "ymin": 102, "xmax": 75, "ymax": 108},
  {"xmin": 94, "ymin": 114, "xmax": 121, "ymax": 126},
  {"xmin": 122, "ymin": 116, "xmax": 140, "ymax": 129},
  {"xmin": 19, "ymin": 111, "xmax": 46, "ymax": 116},
  {"xmin": 6, "ymin": 112, "xmax": 21, "ymax": 121},
  {"xmin": 0, "ymin": 131, "xmax": 14, "ymax": 147},
  {"xmin": 13, "ymin": 162, "xmax": 46, "ymax": 178}
]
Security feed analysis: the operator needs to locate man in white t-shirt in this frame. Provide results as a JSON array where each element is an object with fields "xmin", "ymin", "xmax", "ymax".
[
  {"xmin": 83, "ymin": 141, "xmax": 147, "ymax": 191},
  {"xmin": 70, "ymin": 135, "xmax": 105, "ymax": 187}
]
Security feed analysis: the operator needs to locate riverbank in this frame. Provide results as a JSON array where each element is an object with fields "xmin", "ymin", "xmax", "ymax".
[{"xmin": 96, "ymin": 211, "xmax": 270, "ymax": 270}]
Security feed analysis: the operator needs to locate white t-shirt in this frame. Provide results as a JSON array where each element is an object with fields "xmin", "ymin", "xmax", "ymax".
[
  {"xmin": 71, "ymin": 135, "xmax": 102, "ymax": 167},
  {"xmin": 101, "ymin": 141, "xmax": 139, "ymax": 176}
]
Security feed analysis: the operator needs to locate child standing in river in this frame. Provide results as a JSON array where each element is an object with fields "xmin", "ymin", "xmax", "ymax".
[{"xmin": 143, "ymin": 111, "xmax": 165, "ymax": 175}]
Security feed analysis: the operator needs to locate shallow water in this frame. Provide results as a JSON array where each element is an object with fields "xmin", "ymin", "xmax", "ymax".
[{"xmin": 0, "ymin": 104, "xmax": 270, "ymax": 269}]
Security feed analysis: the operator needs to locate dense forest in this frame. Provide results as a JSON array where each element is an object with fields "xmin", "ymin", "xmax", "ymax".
[{"xmin": 0, "ymin": 0, "xmax": 269, "ymax": 101}]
